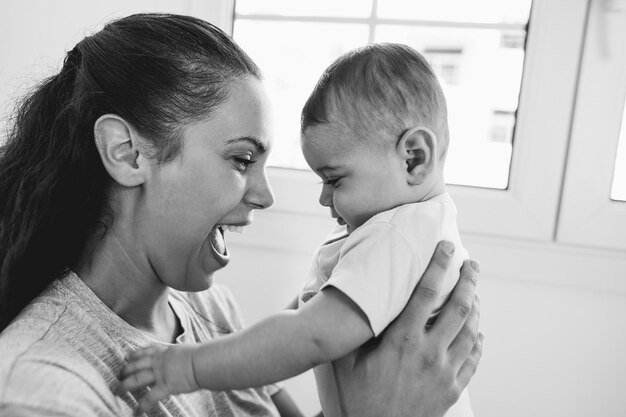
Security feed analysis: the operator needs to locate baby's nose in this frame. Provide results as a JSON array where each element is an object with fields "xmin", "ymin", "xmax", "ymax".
[{"xmin": 318, "ymin": 184, "xmax": 332, "ymax": 207}]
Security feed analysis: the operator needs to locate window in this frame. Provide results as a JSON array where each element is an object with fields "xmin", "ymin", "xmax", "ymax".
[
  {"xmin": 233, "ymin": 0, "xmax": 531, "ymax": 189},
  {"xmin": 489, "ymin": 110, "xmax": 516, "ymax": 143},
  {"xmin": 233, "ymin": 0, "xmax": 591, "ymax": 243},
  {"xmin": 422, "ymin": 48, "xmax": 462, "ymax": 85},
  {"xmin": 611, "ymin": 100, "xmax": 626, "ymax": 201},
  {"xmin": 557, "ymin": 0, "xmax": 626, "ymax": 250}
]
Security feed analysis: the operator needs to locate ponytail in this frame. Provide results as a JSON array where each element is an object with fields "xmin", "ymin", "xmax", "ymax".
[{"xmin": 0, "ymin": 49, "xmax": 109, "ymax": 330}]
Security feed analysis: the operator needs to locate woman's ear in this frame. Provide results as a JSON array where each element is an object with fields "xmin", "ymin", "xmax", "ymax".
[
  {"xmin": 395, "ymin": 126, "xmax": 437, "ymax": 185},
  {"xmin": 93, "ymin": 115, "xmax": 149, "ymax": 187}
]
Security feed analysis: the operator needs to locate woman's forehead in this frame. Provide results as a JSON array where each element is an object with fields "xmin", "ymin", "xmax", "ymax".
[{"xmin": 184, "ymin": 78, "xmax": 273, "ymax": 149}]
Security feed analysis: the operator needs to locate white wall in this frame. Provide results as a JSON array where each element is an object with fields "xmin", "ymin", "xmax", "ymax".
[{"xmin": 0, "ymin": 0, "xmax": 231, "ymax": 139}]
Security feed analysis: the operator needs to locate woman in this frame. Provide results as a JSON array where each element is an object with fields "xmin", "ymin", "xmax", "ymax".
[{"xmin": 0, "ymin": 14, "xmax": 481, "ymax": 416}]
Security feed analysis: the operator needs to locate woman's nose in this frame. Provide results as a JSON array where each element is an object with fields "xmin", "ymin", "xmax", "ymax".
[
  {"xmin": 319, "ymin": 184, "xmax": 332, "ymax": 207},
  {"xmin": 248, "ymin": 170, "xmax": 275, "ymax": 209}
]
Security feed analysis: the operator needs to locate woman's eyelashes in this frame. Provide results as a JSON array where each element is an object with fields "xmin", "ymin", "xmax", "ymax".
[{"xmin": 233, "ymin": 154, "xmax": 257, "ymax": 172}]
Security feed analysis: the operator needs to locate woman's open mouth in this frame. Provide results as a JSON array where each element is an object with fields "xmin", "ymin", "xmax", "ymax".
[
  {"xmin": 206, "ymin": 226, "xmax": 229, "ymax": 268},
  {"xmin": 206, "ymin": 224, "xmax": 248, "ymax": 269}
]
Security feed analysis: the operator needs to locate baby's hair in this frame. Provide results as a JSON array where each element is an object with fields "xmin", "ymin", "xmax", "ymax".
[
  {"xmin": 0, "ymin": 14, "xmax": 260, "ymax": 330},
  {"xmin": 301, "ymin": 43, "xmax": 449, "ymax": 156}
]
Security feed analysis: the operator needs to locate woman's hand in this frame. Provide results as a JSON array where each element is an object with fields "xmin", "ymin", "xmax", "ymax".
[{"xmin": 334, "ymin": 241, "xmax": 483, "ymax": 417}]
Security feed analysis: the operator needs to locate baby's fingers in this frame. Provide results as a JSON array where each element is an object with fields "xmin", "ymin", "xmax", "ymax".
[
  {"xmin": 121, "ymin": 355, "xmax": 155, "ymax": 379},
  {"xmin": 120, "ymin": 369, "xmax": 157, "ymax": 392},
  {"xmin": 126, "ymin": 345, "xmax": 160, "ymax": 361},
  {"xmin": 135, "ymin": 386, "xmax": 170, "ymax": 416}
]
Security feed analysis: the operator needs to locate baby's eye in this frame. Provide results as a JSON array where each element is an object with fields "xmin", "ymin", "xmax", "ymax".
[{"xmin": 322, "ymin": 178, "xmax": 340, "ymax": 187}]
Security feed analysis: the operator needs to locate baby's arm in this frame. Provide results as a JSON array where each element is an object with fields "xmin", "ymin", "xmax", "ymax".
[
  {"xmin": 119, "ymin": 287, "xmax": 372, "ymax": 411},
  {"xmin": 194, "ymin": 287, "xmax": 373, "ymax": 389}
]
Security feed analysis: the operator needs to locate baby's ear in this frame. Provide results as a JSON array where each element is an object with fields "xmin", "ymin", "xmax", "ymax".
[
  {"xmin": 395, "ymin": 127, "xmax": 437, "ymax": 185},
  {"xmin": 94, "ymin": 114, "xmax": 150, "ymax": 187}
]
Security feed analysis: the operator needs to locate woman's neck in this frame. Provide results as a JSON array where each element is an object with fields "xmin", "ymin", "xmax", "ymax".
[{"xmin": 74, "ymin": 228, "xmax": 182, "ymax": 343}]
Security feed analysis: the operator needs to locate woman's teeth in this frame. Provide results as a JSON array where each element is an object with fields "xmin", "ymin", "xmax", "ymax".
[{"xmin": 221, "ymin": 225, "xmax": 245, "ymax": 234}]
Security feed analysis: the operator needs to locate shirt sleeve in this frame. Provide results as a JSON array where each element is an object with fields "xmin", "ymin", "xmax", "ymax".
[
  {"xmin": 0, "ymin": 404, "xmax": 76, "ymax": 417},
  {"xmin": 1, "ymin": 359, "xmax": 121, "ymax": 417},
  {"xmin": 319, "ymin": 222, "xmax": 423, "ymax": 336}
]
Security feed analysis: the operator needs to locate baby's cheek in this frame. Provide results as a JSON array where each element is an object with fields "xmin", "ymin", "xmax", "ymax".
[
  {"xmin": 334, "ymin": 196, "xmax": 351, "ymax": 217},
  {"xmin": 341, "ymin": 207, "xmax": 362, "ymax": 229}
]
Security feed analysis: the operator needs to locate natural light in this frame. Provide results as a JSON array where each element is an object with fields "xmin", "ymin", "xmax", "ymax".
[{"xmin": 234, "ymin": 0, "xmax": 532, "ymax": 189}]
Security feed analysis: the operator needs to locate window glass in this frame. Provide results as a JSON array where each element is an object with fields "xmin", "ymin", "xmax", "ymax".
[
  {"xmin": 376, "ymin": 0, "xmax": 532, "ymax": 24},
  {"xmin": 236, "ymin": 0, "xmax": 372, "ymax": 18},
  {"xmin": 234, "ymin": 20, "xmax": 369, "ymax": 168},
  {"xmin": 611, "ymin": 97, "xmax": 626, "ymax": 201},
  {"xmin": 375, "ymin": 25, "xmax": 526, "ymax": 188},
  {"xmin": 233, "ymin": 1, "xmax": 532, "ymax": 189}
]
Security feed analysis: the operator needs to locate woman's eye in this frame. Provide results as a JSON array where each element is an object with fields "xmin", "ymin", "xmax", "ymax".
[{"xmin": 234, "ymin": 156, "xmax": 257, "ymax": 171}]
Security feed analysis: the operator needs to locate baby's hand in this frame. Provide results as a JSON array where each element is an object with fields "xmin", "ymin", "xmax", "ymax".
[{"xmin": 119, "ymin": 344, "xmax": 200, "ymax": 414}]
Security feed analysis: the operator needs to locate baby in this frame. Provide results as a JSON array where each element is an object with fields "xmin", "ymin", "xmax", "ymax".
[{"xmin": 120, "ymin": 43, "xmax": 473, "ymax": 417}]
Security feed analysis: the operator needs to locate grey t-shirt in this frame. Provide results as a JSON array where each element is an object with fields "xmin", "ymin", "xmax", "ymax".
[{"xmin": 0, "ymin": 272, "xmax": 280, "ymax": 417}]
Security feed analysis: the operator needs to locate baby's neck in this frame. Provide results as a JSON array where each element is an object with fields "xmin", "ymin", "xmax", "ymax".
[
  {"xmin": 419, "ymin": 178, "xmax": 446, "ymax": 202},
  {"xmin": 411, "ymin": 172, "xmax": 446, "ymax": 204}
]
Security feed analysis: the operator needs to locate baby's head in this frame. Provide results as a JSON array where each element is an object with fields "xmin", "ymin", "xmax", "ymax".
[{"xmin": 301, "ymin": 43, "xmax": 449, "ymax": 232}]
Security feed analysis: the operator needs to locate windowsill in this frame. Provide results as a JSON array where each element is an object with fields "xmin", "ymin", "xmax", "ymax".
[{"xmin": 227, "ymin": 206, "xmax": 626, "ymax": 295}]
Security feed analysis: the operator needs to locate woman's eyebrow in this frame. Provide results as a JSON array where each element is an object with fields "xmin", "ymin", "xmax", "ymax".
[{"xmin": 225, "ymin": 136, "xmax": 269, "ymax": 153}]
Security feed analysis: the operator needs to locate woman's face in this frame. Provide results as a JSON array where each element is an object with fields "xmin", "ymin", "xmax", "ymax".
[{"xmin": 142, "ymin": 77, "xmax": 274, "ymax": 291}]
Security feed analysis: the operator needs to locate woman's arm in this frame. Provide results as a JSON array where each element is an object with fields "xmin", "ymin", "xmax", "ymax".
[{"xmin": 335, "ymin": 241, "xmax": 483, "ymax": 417}]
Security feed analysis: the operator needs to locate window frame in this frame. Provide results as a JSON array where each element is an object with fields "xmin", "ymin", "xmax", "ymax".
[
  {"xmin": 229, "ymin": 0, "xmax": 590, "ymax": 242},
  {"xmin": 218, "ymin": 0, "xmax": 626, "ymax": 293},
  {"xmin": 557, "ymin": 0, "xmax": 626, "ymax": 251}
]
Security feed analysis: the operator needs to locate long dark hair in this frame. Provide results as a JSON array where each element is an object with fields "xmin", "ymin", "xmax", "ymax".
[{"xmin": 0, "ymin": 13, "xmax": 261, "ymax": 330}]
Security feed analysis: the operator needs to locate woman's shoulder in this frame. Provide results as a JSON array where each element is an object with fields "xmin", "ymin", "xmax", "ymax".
[
  {"xmin": 0, "ymin": 347, "xmax": 117, "ymax": 415},
  {"xmin": 0, "ymin": 282, "xmax": 119, "ymax": 414},
  {"xmin": 0, "ymin": 280, "xmax": 76, "ymax": 359}
]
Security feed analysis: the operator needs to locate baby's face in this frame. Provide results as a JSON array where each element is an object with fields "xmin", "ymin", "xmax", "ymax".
[{"xmin": 302, "ymin": 123, "xmax": 409, "ymax": 232}]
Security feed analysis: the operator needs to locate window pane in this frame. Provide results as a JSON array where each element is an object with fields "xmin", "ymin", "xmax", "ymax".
[
  {"xmin": 376, "ymin": 25, "xmax": 525, "ymax": 188},
  {"xmin": 377, "ymin": 0, "xmax": 532, "ymax": 25},
  {"xmin": 234, "ymin": 1, "xmax": 531, "ymax": 189},
  {"xmin": 236, "ymin": 0, "xmax": 373, "ymax": 18},
  {"xmin": 233, "ymin": 21, "xmax": 369, "ymax": 168},
  {"xmin": 611, "ymin": 98, "xmax": 626, "ymax": 201}
]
